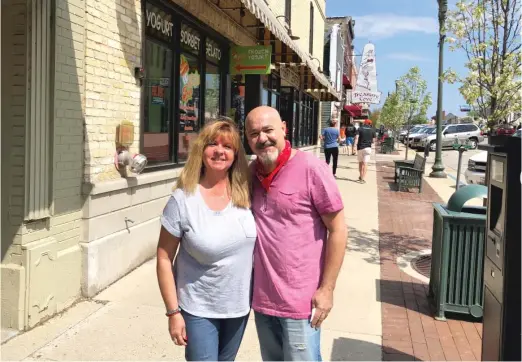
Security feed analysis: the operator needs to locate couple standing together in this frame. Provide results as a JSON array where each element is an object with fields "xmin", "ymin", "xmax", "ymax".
[{"xmin": 157, "ymin": 106, "xmax": 347, "ymax": 361}]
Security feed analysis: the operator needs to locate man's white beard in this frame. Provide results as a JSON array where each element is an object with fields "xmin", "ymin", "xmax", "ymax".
[{"xmin": 257, "ymin": 148, "xmax": 279, "ymax": 167}]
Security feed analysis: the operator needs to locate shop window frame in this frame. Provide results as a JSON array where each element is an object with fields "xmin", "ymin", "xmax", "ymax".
[{"xmin": 140, "ymin": 0, "xmax": 230, "ymax": 172}]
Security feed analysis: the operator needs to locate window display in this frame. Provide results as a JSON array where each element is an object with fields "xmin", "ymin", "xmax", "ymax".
[{"xmin": 141, "ymin": 2, "xmax": 227, "ymax": 166}]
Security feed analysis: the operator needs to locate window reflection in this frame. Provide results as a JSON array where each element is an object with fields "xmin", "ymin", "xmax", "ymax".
[
  {"xmin": 178, "ymin": 52, "xmax": 200, "ymax": 161},
  {"xmin": 143, "ymin": 40, "xmax": 172, "ymax": 164},
  {"xmin": 205, "ymin": 62, "xmax": 220, "ymax": 122}
]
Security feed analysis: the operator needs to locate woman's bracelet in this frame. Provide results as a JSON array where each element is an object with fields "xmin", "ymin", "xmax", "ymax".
[{"xmin": 165, "ymin": 307, "xmax": 181, "ymax": 317}]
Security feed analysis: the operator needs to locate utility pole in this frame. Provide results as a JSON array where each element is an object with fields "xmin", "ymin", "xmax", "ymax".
[{"xmin": 430, "ymin": 0, "xmax": 447, "ymax": 178}]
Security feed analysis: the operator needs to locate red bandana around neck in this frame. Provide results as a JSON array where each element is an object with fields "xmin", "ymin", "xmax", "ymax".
[{"xmin": 256, "ymin": 140, "xmax": 292, "ymax": 192}]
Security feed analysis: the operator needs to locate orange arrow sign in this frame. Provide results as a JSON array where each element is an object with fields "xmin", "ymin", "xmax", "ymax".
[{"xmin": 235, "ymin": 64, "xmax": 268, "ymax": 72}]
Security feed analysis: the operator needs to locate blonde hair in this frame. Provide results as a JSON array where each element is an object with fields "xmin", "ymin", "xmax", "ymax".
[{"xmin": 174, "ymin": 118, "xmax": 251, "ymax": 209}]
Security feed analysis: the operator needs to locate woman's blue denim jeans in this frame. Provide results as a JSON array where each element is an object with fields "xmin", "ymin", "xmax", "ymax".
[{"xmin": 182, "ymin": 310, "xmax": 249, "ymax": 361}]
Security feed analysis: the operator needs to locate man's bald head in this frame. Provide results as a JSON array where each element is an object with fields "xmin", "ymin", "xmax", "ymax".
[{"xmin": 245, "ymin": 106, "xmax": 287, "ymax": 170}]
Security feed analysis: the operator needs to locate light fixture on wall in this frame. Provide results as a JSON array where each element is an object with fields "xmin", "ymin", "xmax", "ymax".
[
  {"xmin": 114, "ymin": 121, "xmax": 148, "ymax": 175},
  {"xmin": 275, "ymin": 15, "xmax": 300, "ymax": 40},
  {"xmin": 309, "ymin": 56, "xmax": 324, "ymax": 73},
  {"xmin": 115, "ymin": 150, "xmax": 148, "ymax": 174}
]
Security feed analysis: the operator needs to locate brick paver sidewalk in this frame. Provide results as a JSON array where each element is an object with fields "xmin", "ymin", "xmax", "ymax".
[{"xmin": 377, "ymin": 161, "xmax": 483, "ymax": 361}]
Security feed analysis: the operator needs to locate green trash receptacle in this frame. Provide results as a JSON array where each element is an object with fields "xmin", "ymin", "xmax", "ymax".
[{"xmin": 428, "ymin": 184, "xmax": 487, "ymax": 321}]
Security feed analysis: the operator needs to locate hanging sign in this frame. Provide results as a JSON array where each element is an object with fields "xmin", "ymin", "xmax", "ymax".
[
  {"xmin": 351, "ymin": 90, "xmax": 381, "ymax": 104},
  {"xmin": 230, "ymin": 46, "xmax": 271, "ymax": 75},
  {"xmin": 280, "ymin": 67, "xmax": 300, "ymax": 88},
  {"xmin": 353, "ymin": 43, "xmax": 381, "ymax": 104}
]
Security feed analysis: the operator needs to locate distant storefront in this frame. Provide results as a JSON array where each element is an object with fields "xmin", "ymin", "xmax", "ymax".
[{"xmin": 142, "ymin": 1, "xmax": 228, "ymax": 167}]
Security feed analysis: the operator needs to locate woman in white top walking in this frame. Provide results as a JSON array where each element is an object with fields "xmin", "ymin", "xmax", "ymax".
[{"xmin": 156, "ymin": 118, "xmax": 256, "ymax": 361}]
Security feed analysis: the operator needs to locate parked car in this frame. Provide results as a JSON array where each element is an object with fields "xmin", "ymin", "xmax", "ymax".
[
  {"xmin": 465, "ymin": 151, "xmax": 487, "ymax": 185},
  {"xmin": 404, "ymin": 126, "xmax": 429, "ymax": 146},
  {"xmin": 399, "ymin": 126, "xmax": 422, "ymax": 143},
  {"xmin": 411, "ymin": 126, "xmax": 436, "ymax": 149},
  {"xmin": 421, "ymin": 123, "xmax": 484, "ymax": 151},
  {"xmin": 492, "ymin": 124, "xmax": 516, "ymax": 136}
]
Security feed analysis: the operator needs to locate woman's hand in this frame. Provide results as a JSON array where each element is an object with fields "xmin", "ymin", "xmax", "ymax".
[{"xmin": 168, "ymin": 313, "xmax": 187, "ymax": 346}]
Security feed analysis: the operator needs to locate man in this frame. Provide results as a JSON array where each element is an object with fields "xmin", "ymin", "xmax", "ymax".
[
  {"xmin": 345, "ymin": 122, "xmax": 357, "ymax": 156},
  {"xmin": 354, "ymin": 119, "xmax": 374, "ymax": 183},
  {"xmin": 320, "ymin": 119, "xmax": 340, "ymax": 176},
  {"xmin": 245, "ymin": 106, "xmax": 347, "ymax": 361}
]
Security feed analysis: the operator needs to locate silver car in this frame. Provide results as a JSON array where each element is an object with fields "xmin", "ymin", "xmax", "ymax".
[
  {"xmin": 412, "ymin": 127, "xmax": 436, "ymax": 149},
  {"xmin": 404, "ymin": 126, "xmax": 429, "ymax": 146},
  {"xmin": 422, "ymin": 123, "xmax": 485, "ymax": 151}
]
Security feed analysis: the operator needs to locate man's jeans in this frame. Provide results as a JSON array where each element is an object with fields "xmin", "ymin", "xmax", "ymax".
[
  {"xmin": 254, "ymin": 312, "xmax": 322, "ymax": 361},
  {"xmin": 182, "ymin": 310, "xmax": 249, "ymax": 361}
]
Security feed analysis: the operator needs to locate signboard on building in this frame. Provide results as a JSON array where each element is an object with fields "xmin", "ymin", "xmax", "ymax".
[
  {"xmin": 353, "ymin": 43, "xmax": 381, "ymax": 104},
  {"xmin": 230, "ymin": 46, "xmax": 271, "ymax": 75},
  {"xmin": 352, "ymin": 90, "xmax": 381, "ymax": 104},
  {"xmin": 280, "ymin": 66, "xmax": 300, "ymax": 88}
]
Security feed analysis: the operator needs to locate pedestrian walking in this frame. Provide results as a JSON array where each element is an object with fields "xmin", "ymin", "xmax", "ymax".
[
  {"xmin": 355, "ymin": 119, "xmax": 375, "ymax": 184},
  {"xmin": 245, "ymin": 106, "xmax": 347, "ymax": 361},
  {"xmin": 345, "ymin": 123, "xmax": 357, "ymax": 155},
  {"xmin": 156, "ymin": 118, "xmax": 255, "ymax": 361},
  {"xmin": 320, "ymin": 119, "xmax": 340, "ymax": 176}
]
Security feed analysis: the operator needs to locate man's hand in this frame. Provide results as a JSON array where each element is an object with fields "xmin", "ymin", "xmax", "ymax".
[{"xmin": 310, "ymin": 287, "xmax": 334, "ymax": 328}]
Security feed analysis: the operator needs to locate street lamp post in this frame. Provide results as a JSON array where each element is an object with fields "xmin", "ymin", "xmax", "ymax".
[{"xmin": 430, "ymin": 0, "xmax": 447, "ymax": 178}]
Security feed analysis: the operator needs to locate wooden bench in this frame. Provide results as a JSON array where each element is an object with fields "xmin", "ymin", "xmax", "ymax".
[{"xmin": 394, "ymin": 153, "xmax": 427, "ymax": 193}]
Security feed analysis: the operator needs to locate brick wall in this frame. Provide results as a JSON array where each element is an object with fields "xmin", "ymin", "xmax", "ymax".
[
  {"xmin": 83, "ymin": 0, "xmax": 142, "ymax": 183},
  {"xmin": 1, "ymin": 0, "xmax": 28, "ymax": 245}
]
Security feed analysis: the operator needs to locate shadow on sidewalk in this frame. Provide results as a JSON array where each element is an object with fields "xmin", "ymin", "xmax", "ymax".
[
  {"xmin": 331, "ymin": 336, "xmax": 414, "ymax": 361},
  {"xmin": 376, "ymin": 279, "xmax": 434, "ymax": 318},
  {"xmin": 347, "ymin": 226, "xmax": 381, "ymax": 265}
]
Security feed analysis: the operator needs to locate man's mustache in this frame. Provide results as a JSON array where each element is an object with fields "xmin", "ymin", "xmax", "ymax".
[{"xmin": 255, "ymin": 141, "xmax": 276, "ymax": 150}]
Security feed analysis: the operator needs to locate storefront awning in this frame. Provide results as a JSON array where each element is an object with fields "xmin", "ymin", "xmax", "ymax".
[
  {"xmin": 239, "ymin": 0, "xmax": 341, "ymax": 101},
  {"xmin": 344, "ymin": 104, "xmax": 362, "ymax": 117}
]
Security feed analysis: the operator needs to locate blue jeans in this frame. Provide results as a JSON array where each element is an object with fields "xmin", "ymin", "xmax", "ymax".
[
  {"xmin": 254, "ymin": 312, "xmax": 322, "ymax": 361},
  {"xmin": 182, "ymin": 310, "xmax": 249, "ymax": 361}
]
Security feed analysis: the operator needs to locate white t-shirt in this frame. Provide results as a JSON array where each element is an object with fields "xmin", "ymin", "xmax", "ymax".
[{"xmin": 161, "ymin": 187, "xmax": 257, "ymax": 318}]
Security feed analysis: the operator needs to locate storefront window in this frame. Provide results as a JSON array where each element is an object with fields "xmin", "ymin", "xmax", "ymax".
[
  {"xmin": 230, "ymin": 74, "xmax": 245, "ymax": 139},
  {"xmin": 178, "ymin": 52, "xmax": 201, "ymax": 161},
  {"xmin": 205, "ymin": 62, "xmax": 220, "ymax": 122},
  {"xmin": 142, "ymin": 3, "xmax": 228, "ymax": 167},
  {"xmin": 143, "ymin": 3, "xmax": 174, "ymax": 165}
]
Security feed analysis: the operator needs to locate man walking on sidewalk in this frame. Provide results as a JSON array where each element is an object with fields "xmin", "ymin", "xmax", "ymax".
[
  {"xmin": 346, "ymin": 123, "xmax": 357, "ymax": 156},
  {"xmin": 320, "ymin": 119, "xmax": 340, "ymax": 176},
  {"xmin": 355, "ymin": 119, "xmax": 374, "ymax": 184},
  {"xmin": 246, "ymin": 106, "xmax": 347, "ymax": 361}
]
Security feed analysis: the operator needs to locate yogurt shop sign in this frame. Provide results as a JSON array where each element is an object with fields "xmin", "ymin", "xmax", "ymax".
[{"xmin": 145, "ymin": 5, "xmax": 173, "ymax": 41}]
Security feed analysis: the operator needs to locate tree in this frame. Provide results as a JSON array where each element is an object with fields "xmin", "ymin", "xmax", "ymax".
[
  {"xmin": 411, "ymin": 114, "xmax": 429, "ymax": 125},
  {"xmin": 396, "ymin": 67, "xmax": 433, "ymax": 130},
  {"xmin": 444, "ymin": 0, "xmax": 521, "ymax": 127},
  {"xmin": 369, "ymin": 108, "xmax": 382, "ymax": 127},
  {"xmin": 379, "ymin": 92, "xmax": 404, "ymax": 133}
]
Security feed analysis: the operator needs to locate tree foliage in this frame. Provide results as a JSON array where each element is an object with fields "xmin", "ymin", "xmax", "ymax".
[
  {"xmin": 380, "ymin": 67, "xmax": 432, "ymax": 132},
  {"xmin": 369, "ymin": 108, "xmax": 381, "ymax": 126},
  {"xmin": 444, "ymin": 0, "xmax": 521, "ymax": 126}
]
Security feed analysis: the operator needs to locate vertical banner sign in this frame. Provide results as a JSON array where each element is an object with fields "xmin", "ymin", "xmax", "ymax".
[
  {"xmin": 352, "ymin": 43, "xmax": 381, "ymax": 104},
  {"xmin": 230, "ymin": 46, "xmax": 272, "ymax": 75}
]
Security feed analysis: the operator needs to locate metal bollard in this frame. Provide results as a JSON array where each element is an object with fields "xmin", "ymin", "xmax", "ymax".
[{"xmin": 456, "ymin": 145, "xmax": 467, "ymax": 190}]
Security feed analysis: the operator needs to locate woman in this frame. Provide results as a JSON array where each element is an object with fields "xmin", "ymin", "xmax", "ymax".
[
  {"xmin": 157, "ymin": 118, "xmax": 256, "ymax": 361},
  {"xmin": 320, "ymin": 119, "xmax": 341, "ymax": 176}
]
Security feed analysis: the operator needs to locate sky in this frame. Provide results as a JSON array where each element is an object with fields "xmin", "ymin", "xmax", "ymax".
[{"xmin": 326, "ymin": 0, "xmax": 469, "ymax": 118}]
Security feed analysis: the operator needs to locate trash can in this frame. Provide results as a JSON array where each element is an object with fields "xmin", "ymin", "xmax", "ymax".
[{"xmin": 428, "ymin": 184, "xmax": 487, "ymax": 321}]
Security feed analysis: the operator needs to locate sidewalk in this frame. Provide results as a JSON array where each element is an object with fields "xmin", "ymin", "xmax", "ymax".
[
  {"xmin": 375, "ymin": 146, "xmax": 483, "ymax": 361},
  {"xmin": 1, "ymin": 150, "xmax": 383, "ymax": 361}
]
